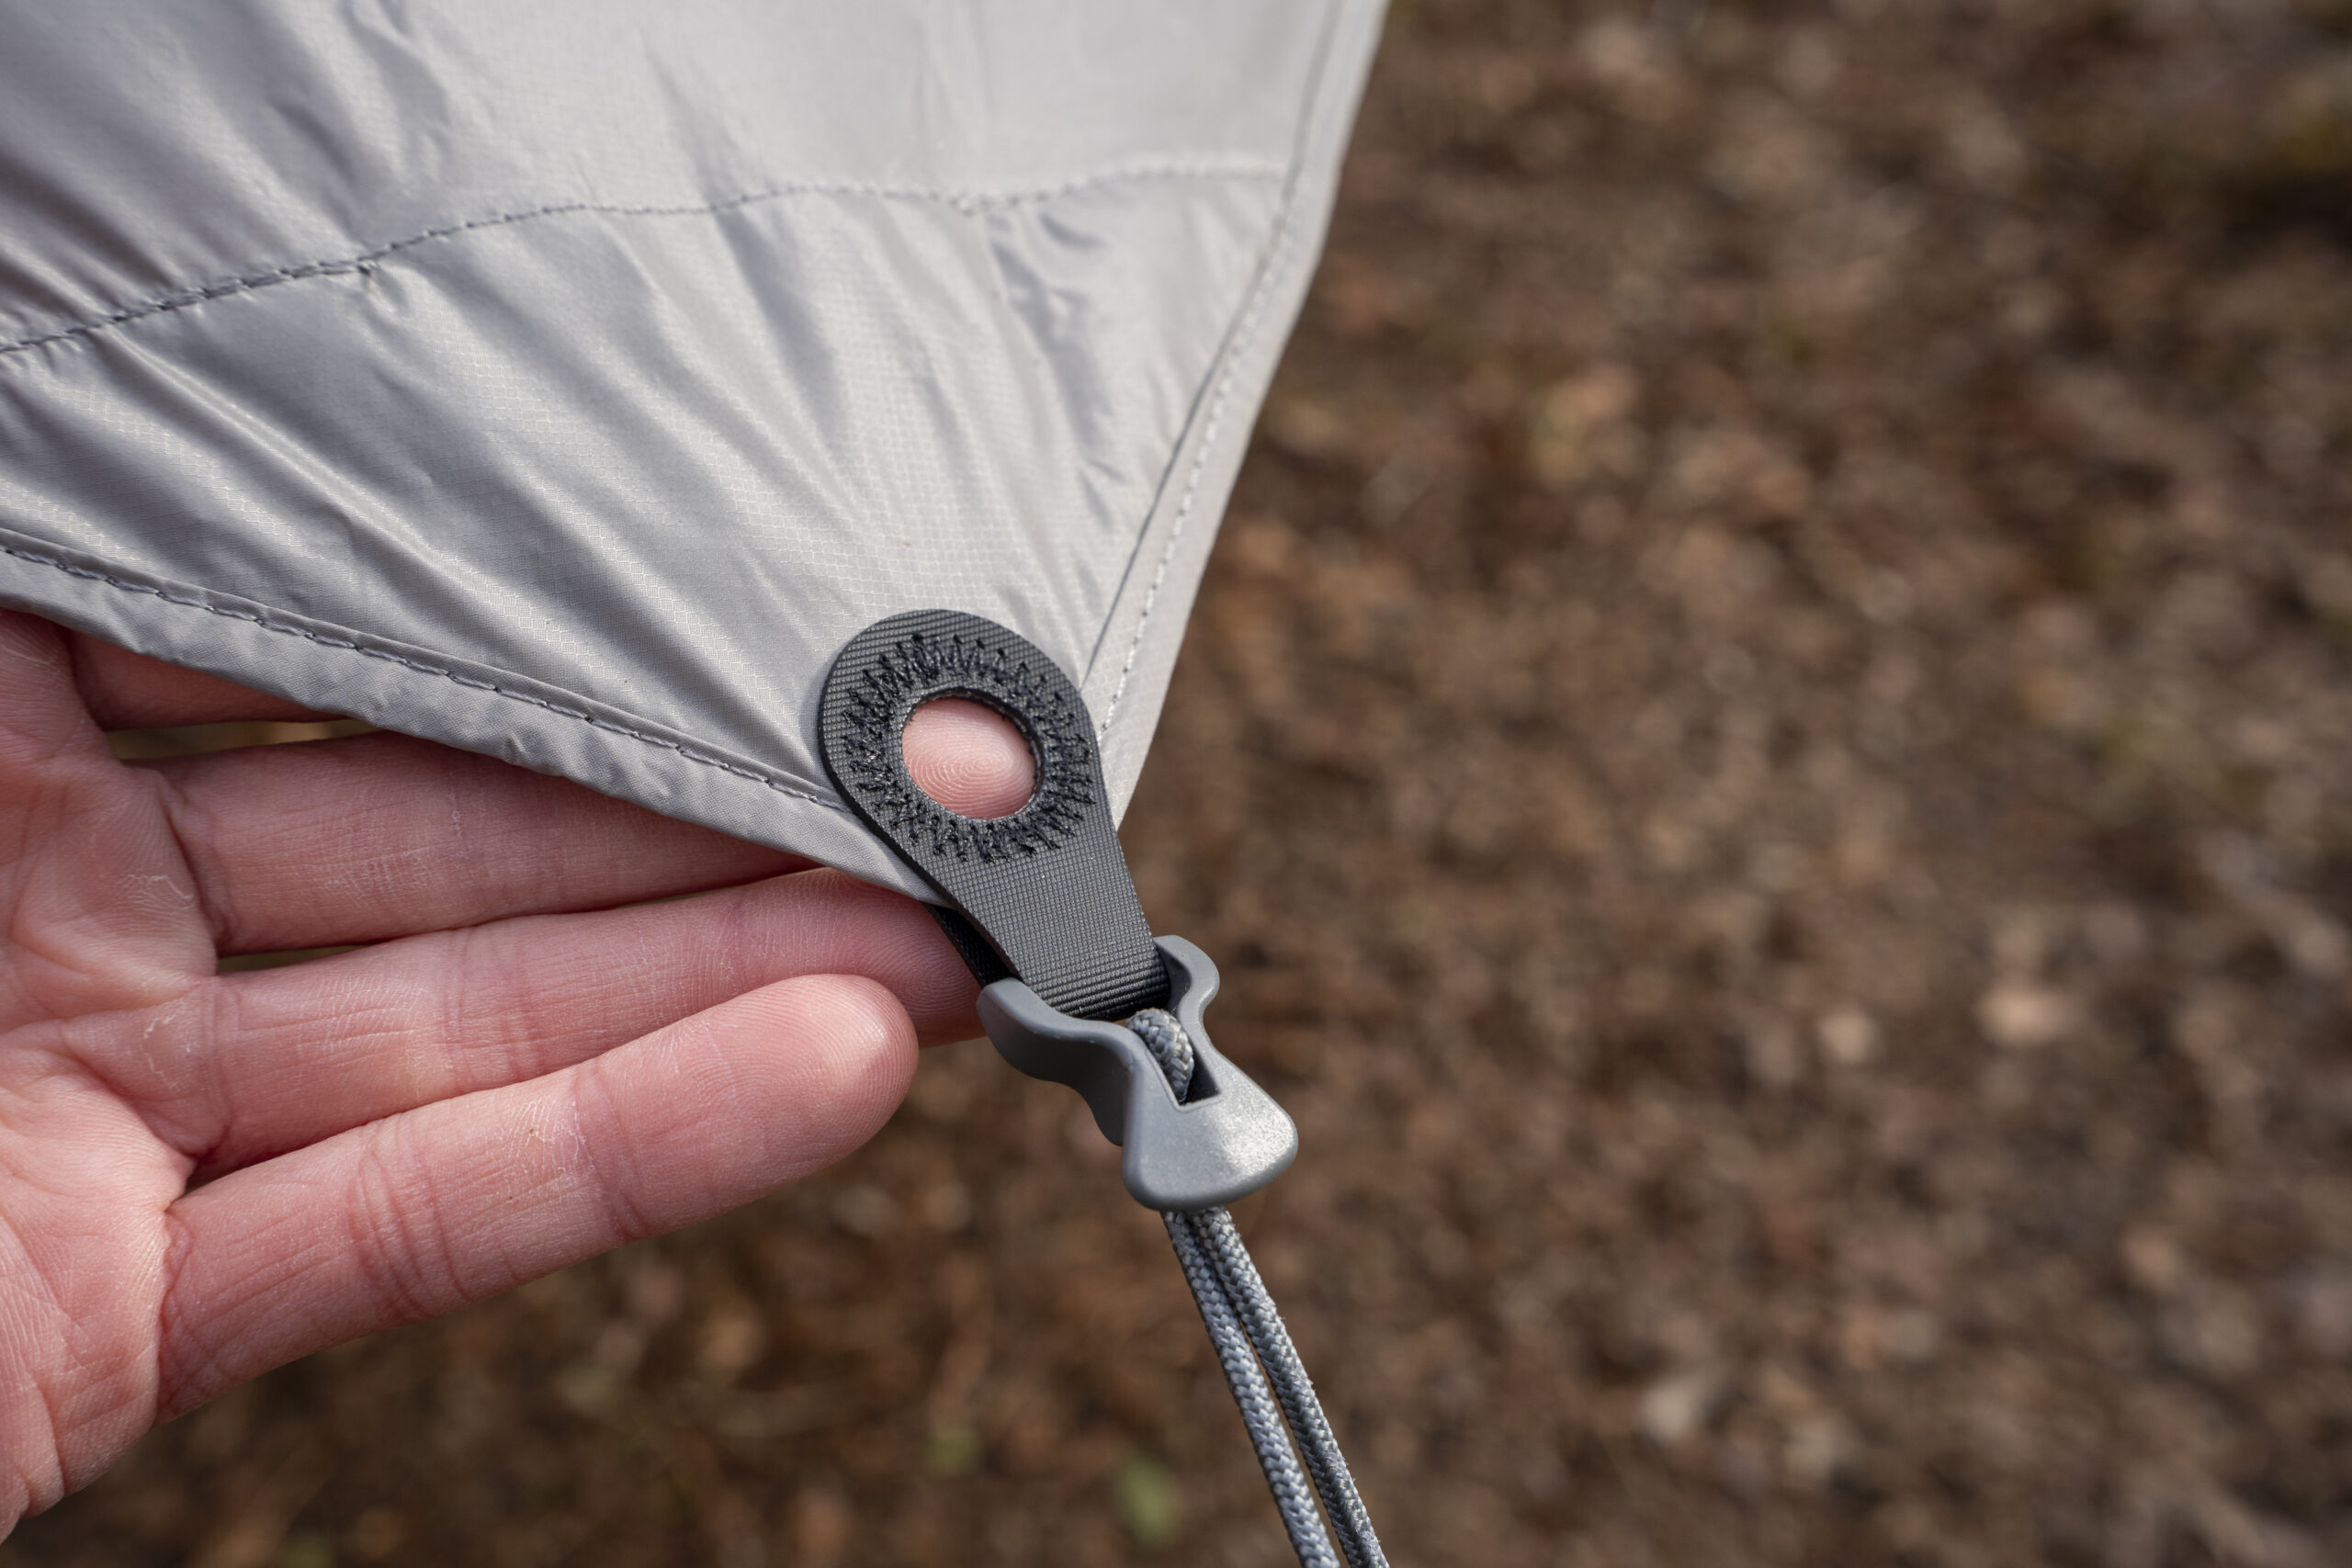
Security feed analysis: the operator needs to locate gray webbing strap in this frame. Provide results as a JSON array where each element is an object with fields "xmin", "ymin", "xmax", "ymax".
[{"xmin": 1130, "ymin": 1010, "xmax": 1389, "ymax": 1568}]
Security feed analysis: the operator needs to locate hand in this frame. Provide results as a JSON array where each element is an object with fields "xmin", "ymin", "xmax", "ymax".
[{"xmin": 0, "ymin": 611, "xmax": 1033, "ymax": 1530}]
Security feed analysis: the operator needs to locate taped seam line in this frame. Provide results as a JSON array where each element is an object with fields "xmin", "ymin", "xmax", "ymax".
[
  {"xmin": 0, "ymin": 156, "xmax": 1289, "ymax": 360},
  {"xmin": 0, "ymin": 543, "xmax": 846, "ymax": 813}
]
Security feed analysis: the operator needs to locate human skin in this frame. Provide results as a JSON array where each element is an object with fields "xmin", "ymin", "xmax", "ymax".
[{"xmin": 0, "ymin": 611, "xmax": 1035, "ymax": 1532}]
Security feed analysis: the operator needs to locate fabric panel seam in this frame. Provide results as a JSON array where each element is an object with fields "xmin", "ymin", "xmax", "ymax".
[
  {"xmin": 0, "ymin": 540, "xmax": 847, "ymax": 813},
  {"xmin": 0, "ymin": 157, "xmax": 1287, "ymax": 361}
]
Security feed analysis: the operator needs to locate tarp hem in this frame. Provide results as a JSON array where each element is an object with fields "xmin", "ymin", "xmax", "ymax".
[
  {"xmin": 0, "ymin": 522, "xmax": 944, "ymax": 901},
  {"xmin": 1082, "ymin": 0, "xmax": 1387, "ymax": 813}
]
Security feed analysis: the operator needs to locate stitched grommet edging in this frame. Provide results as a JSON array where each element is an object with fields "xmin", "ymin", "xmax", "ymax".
[
  {"xmin": 0, "ymin": 538, "xmax": 845, "ymax": 814},
  {"xmin": 825, "ymin": 619, "xmax": 1092, "ymax": 865},
  {"xmin": 0, "ymin": 156, "xmax": 1288, "ymax": 362}
]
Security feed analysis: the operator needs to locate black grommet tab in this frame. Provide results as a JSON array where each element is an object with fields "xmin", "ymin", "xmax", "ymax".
[{"xmin": 817, "ymin": 609, "xmax": 1168, "ymax": 1020}]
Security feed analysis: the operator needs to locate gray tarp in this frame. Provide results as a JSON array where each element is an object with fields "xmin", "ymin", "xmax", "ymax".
[{"xmin": 0, "ymin": 2, "xmax": 1381, "ymax": 898}]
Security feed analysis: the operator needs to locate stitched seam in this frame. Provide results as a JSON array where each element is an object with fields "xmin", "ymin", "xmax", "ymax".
[
  {"xmin": 0, "ymin": 542, "xmax": 844, "ymax": 811},
  {"xmin": 0, "ymin": 156, "xmax": 1287, "ymax": 360},
  {"xmin": 1094, "ymin": 171, "xmax": 1308, "ymax": 740}
]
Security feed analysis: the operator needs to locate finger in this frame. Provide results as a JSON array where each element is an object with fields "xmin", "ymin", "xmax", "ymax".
[
  {"xmin": 78, "ymin": 867, "xmax": 975, "ymax": 1174},
  {"xmin": 902, "ymin": 696, "xmax": 1035, "ymax": 818},
  {"xmin": 142, "ymin": 730, "xmax": 809, "ymax": 952},
  {"xmin": 144, "ymin": 693, "xmax": 1028, "ymax": 953},
  {"xmin": 67, "ymin": 632, "xmax": 332, "ymax": 728},
  {"xmin": 156, "ymin": 973, "xmax": 916, "ymax": 1416},
  {"xmin": 0, "ymin": 615, "xmax": 216, "ymax": 1025}
]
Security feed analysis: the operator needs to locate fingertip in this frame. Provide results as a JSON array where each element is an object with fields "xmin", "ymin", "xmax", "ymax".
[
  {"xmin": 673, "ymin": 974, "xmax": 919, "ymax": 1185},
  {"xmin": 901, "ymin": 696, "xmax": 1035, "ymax": 819},
  {"xmin": 757, "ymin": 868, "xmax": 981, "ymax": 1043},
  {"xmin": 767, "ymin": 972, "xmax": 921, "ymax": 1129}
]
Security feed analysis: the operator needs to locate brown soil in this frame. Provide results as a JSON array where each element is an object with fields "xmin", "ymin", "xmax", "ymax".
[{"xmin": 12, "ymin": 3, "xmax": 2352, "ymax": 1564}]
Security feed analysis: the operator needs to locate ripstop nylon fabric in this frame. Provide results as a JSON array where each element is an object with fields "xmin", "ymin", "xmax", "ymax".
[{"xmin": 0, "ymin": 1, "xmax": 1383, "ymax": 898}]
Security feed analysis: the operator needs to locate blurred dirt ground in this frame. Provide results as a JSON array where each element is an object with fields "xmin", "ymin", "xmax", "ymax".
[{"xmin": 12, "ymin": 2, "xmax": 2352, "ymax": 1564}]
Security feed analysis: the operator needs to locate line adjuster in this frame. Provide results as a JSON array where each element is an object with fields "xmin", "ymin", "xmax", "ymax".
[{"xmin": 978, "ymin": 935, "xmax": 1297, "ymax": 1211}]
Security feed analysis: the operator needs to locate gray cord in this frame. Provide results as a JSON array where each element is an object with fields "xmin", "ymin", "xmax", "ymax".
[
  {"xmin": 1161, "ymin": 1212, "xmax": 1341, "ymax": 1568},
  {"xmin": 1190, "ymin": 1209, "xmax": 1387, "ymax": 1567},
  {"xmin": 1130, "ymin": 1009, "xmax": 1389, "ymax": 1568}
]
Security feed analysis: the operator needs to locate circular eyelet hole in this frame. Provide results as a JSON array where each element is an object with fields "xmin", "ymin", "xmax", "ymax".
[{"xmin": 902, "ymin": 696, "xmax": 1037, "ymax": 820}]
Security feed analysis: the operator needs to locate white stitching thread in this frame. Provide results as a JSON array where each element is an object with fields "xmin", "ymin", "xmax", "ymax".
[
  {"xmin": 0, "ymin": 158, "xmax": 1287, "ymax": 360},
  {"xmin": 0, "ymin": 542, "xmax": 844, "ymax": 810},
  {"xmin": 1093, "ymin": 166, "xmax": 1306, "ymax": 739}
]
